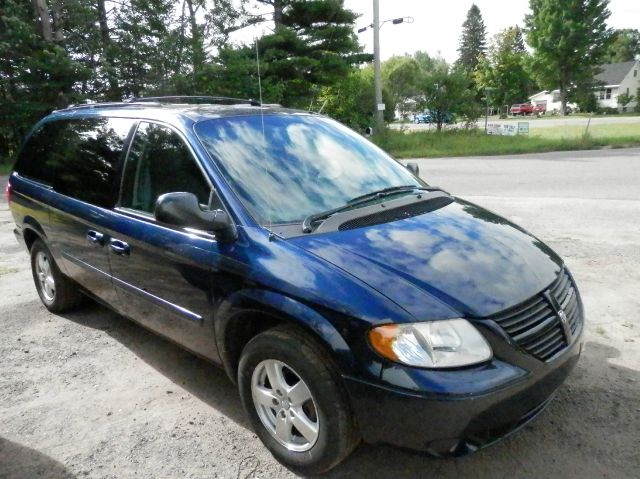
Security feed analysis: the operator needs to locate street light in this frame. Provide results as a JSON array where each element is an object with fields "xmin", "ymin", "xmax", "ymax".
[{"xmin": 356, "ymin": 0, "xmax": 413, "ymax": 134}]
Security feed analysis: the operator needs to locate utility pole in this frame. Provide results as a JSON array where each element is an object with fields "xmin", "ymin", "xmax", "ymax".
[
  {"xmin": 357, "ymin": 5, "xmax": 411, "ymax": 134},
  {"xmin": 373, "ymin": 0, "xmax": 384, "ymax": 133}
]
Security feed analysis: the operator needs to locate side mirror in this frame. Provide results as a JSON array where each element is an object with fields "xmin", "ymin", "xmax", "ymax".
[
  {"xmin": 406, "ymin": 162, "xmax": 420, "ymax": 177},
  {"xmin": 155, "ymin": 192, "xmax": 237, "ymax": 242}
]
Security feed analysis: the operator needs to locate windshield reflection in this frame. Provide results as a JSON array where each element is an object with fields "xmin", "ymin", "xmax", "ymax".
[{"xmin": 195, "ymin": 114, "xmax": 421, "ymax": 224}]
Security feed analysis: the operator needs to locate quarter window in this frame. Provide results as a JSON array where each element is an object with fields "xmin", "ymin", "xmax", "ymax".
[
  {"xmin": 15, "ymin": 118, "xmax": 135, "ymax": 207},
  {"xmin": 120, "ymin": 122, "xmax": 212, "ymax": 214}
]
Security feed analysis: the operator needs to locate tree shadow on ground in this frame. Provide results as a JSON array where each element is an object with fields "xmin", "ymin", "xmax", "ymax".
[
  {"xmin": 60, "ymin": 301, "xmax": 249, "ymax": 429},
  {"xmin": 0, "ymin": 437, "xmax": 76, "ymax": 479}
]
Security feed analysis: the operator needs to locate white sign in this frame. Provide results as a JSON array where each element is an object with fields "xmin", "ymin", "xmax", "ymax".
[
  {"xmin": 487, "ymin": 122, "xmax": 528, "ymax": 136},
  {"xmin": 377, "ymin": 103, "xmax": 386, "ymax": 111},
  {"xmin": 518, "ymin": 122, "xmax": 530, "ymax": 135}
]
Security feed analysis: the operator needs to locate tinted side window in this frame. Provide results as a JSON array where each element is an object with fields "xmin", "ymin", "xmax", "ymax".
[
  {"xmin": 15, "ymin": 118, "xmax": 134, "ymax": 207},
  {"xmin": 120, "ymin": 122, "xmax": 211, "ymax": 214},
  {"xmin": 14, "ymin": 122, "xmax": 65, "ymax": 186}
]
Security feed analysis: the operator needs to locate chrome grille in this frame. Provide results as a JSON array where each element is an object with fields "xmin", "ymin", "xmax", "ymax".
[{"xmin": 490, "ymin": 268, "xmax": 582, "ymax": 361}]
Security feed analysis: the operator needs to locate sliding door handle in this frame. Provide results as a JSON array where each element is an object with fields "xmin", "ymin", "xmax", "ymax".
[
  {"xmin": 109, "ymin": 238, "xmax": 130, "ymax": 256},
  {"xmin": 86, "ymin": 230, "xmax": 105, "ymax": 246}
]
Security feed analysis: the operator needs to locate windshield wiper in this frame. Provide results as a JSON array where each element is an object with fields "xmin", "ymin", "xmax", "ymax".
[
  {"xmin": 302, "ymin": 185, "xmax": 436, "ymax": 233},
  {"xmin": 347, "ymin": 185, "xmax": 431, "ymax": 204}
]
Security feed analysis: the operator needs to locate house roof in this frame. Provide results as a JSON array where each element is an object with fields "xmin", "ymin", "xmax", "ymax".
[
  {"xmin": 529, "ymin": 89, "xmax": 559, "ymax": 100},
  {"xmin": 594, "ymin": 61, "xmax": 638, "ymax": 86}
]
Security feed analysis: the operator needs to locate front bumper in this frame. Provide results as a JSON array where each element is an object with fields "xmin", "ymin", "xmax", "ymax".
[{"xmin": 345, "ymin": 333, "xmax": 583, "ymax": 456}]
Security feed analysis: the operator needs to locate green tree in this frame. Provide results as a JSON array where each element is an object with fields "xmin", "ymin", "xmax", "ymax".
[
  {"xmin": 572, "ymin": 85, "xmax": 599, "ymax": 112},
  {"xmin": 213, "ymin": 0, "xmax": 369, "ymax": 108},
  {"xmin": 418, "ymin": 67, "xmax": 479, "ymax": 131},
  {"xmin": 382, "ymin": 56, "xmax": 421, "ymax": 121},
  {"xmin": 475, "ymin": 27, "xmax": 535, "ymax": 109},
  {"xmin": 318, "ymin": 66, "xmax": 392, "ymax": 131},
  {"xmin": 525, "ymin": 0, "xmax": 613, "ymax": 115},
  {"xmin": 0, "ymin": 0, "xmax": 88, "ymax": 161},
  {"xmin": 457, "ymin": 4, "xmax": 487, "ymax": 73},
  {"xmin": 603, "ymin": 29, "xmax": 640, "ymax": 63},
  {"xmin": 413, "ymin": 50, "xmax": 448, "ymax": 74}
]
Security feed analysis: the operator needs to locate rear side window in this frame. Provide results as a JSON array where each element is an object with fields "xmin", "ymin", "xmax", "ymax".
[
  {"xmin": 120, "ymin": 122, "xmax": 211, "ymax": 214},
  {"xmin": 14, "ymin": 122, "xmax": 64, "ymax": 186},
  {"xmin": 15, "ymin": 117, "xmax": 135, "ymax": 207}
]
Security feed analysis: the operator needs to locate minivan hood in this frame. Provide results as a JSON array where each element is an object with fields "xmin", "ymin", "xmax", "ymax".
[{"xmin": 290, "ymin": 199, "xmax": 562, "ymax": 319}]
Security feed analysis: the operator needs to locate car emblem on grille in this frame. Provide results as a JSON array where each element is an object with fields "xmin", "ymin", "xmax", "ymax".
[
  {"xmin": 557, "ymin": 308, "xmax": 572, "ymax": 342},
  {"xmin": 543, "ymin": 289, "xmax": 573, "ymax": 344}
]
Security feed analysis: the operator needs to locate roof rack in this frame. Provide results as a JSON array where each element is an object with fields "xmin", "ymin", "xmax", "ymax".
[{"xmin": 127, "ymin": 96, "xmax": 262, "ymax": 106}]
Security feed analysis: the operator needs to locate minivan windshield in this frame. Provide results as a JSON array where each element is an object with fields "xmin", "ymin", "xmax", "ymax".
[{"xmin": 195, "ymin": 114, "xmax": 422, "ymax": 225}]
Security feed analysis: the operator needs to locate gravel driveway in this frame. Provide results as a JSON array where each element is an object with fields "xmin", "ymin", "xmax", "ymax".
[{"xmin": 1, "ymin": 148, "xmax": 639, "ymax": 478}]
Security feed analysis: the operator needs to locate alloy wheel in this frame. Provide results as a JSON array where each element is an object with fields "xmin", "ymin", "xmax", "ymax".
[{"xmin": 251, "ymin": 359, "xmax": 319, "ymax": 452}]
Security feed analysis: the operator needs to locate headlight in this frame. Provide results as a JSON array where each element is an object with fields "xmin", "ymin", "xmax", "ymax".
[{"xmin": 368, "ymin": 319, "xmax": 492, "ymax": 368}]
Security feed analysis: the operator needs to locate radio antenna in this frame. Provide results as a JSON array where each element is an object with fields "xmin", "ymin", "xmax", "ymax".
[
  {"xmin": 255, "ymin": 39, "xmax": 264, "ymax": 112},
  {"xmin": 255, "ymin": 37, "xmax": 273, "ymax": 237}
]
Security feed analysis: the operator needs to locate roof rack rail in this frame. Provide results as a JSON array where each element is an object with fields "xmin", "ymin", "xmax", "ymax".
[
  {"xmin": 58, "ymin": 102, "xmax": 136, "ymax": 112},
  {"xmin": 127, "ymin": 96, "xmax": 262, "ymax": 106}
]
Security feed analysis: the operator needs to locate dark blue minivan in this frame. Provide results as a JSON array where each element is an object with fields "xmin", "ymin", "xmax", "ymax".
[{"xmin": 8, "ymin": 97, "xmax": 584, "ymax": 474}]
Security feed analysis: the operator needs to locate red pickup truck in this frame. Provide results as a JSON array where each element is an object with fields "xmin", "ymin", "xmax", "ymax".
[{"xmin": 510, "ymin": 103, "xmax": 534, "ymax": 115}]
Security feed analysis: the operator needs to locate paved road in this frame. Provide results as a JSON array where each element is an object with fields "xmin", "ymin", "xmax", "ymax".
[
  {"xmin": 1, "ymin": 148, "xmax": 639, "ymax": 478},
  {"xmin": 394, "ymin": 114, "xmax": 640, "ymax": 131}
]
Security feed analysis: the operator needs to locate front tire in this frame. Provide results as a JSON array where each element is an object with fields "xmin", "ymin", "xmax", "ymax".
[
  {"xmin": 238, "ymin": 325, "xmax": 359, "ymax": 474},
  {"xmin": 30, "ymin": 239, "xmax": 82, "ymax": 313}
]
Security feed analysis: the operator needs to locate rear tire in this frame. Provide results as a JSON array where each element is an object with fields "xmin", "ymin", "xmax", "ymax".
[
  {"xmin": 30, "ymin": 239, "xmax": 82, "ymax": 313},
  {"xmin": 238, "ymin": 325, "xmax": 359, "ymax": 474}
]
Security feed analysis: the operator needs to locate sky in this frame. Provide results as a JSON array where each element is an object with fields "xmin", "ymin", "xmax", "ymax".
[{"xmin": 344, "ymin": 0, "xmax": 640, "ymax": 63}]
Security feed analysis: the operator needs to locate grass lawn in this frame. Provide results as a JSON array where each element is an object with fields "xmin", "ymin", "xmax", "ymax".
[
  {"xmin": 531, "ymin": 122, "xmax": 640, "ymax": 139},
  {"xmin": 376, "ymin": 124, "xmax": 640, "ymax": 158}
]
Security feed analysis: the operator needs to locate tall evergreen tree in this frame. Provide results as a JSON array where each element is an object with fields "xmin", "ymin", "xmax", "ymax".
[
  {"xmin": 513, "ymin": 26, "xmax": 526, "ymax": 53},
  {"xmin": 213, "ymin": 0, "xmax": 369, "ymax": 107},
  {"xmin": 525, "ymin": 0, "xmax": 613, "ymax": 115},
  {"xmin": 0, "ymin": 0, "xmax": 87, "ymax": 159},
  {"xmin": 457, "ymin": 4, "xmax": 487, "ymax": 72}
]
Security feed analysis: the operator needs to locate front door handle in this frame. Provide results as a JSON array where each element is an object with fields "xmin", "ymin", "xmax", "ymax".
[
  {"xmin": 86, "ymin": 230, "xmax": 105, "ymax": 246},
  {"xmin": 109, "ymin": 238, "xmax": 130, "ymax": 256}
]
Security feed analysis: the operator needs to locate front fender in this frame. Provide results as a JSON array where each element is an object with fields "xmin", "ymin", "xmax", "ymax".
[{"xmin": 215, "ymin": 288, "xmax": 363, "ymax": 382}]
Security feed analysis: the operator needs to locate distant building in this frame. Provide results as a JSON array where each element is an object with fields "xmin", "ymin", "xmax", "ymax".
[
  {"xmin": 593, "ymin": 60, "xmax": 639, "ymax": 110},
  {"xmin": 528, "ymin": 90, "xmax": 576, "ymax": 114},
  {"xmin": 529, "ymin": 60, "xmax": 640, "ymax": 113}
]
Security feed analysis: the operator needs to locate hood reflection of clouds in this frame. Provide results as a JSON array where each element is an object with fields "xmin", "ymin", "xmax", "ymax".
[{"xmin": 294, "ymin": 202, "xmax": 560, "ymax": 317}]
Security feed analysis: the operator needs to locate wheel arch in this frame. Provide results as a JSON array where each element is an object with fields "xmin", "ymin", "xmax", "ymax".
[
  {"xmin": 215, "ymin": 289, "xmax": 356, "ymax": 383},
  {"xmin": 22, "ymin": 218, "xmax": 47, "ymax": 251}
]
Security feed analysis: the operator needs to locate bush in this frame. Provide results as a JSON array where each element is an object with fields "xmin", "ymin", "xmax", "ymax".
[{"xmin": 575, "ymin": 91, "xmax": 598, "ymax": 113}]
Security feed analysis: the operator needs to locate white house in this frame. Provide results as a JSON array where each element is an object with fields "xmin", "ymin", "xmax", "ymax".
[
  {"xmin": 529, "ymin": 60, "xmax": 640, "ymax": 113},
  {"xmin": 593, "ymin": 60, "xmax": 639, "ymax": 110},
  {"xmin": 528, "ymin": 90, "xmax": 576, "ymax": 113}
]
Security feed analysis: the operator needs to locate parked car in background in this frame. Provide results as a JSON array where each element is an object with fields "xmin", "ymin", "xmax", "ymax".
[
  {"xmin": 414, "ymin": 112, "xmax": 432, "ymax": 123},
  {"xmin": 8, "ymin": 97, "xmax": 584, "ymax": 474},
  {"xmin": 430, "ymin": 109, "xmax": 456, "ymax": 125},
  {"xmin": 533, "ymin": 102, "xmax": 547, "ymax": 115},
  {"xmin": 510, "ymin": 103, "xmax": 534, "ymax": 115}
]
